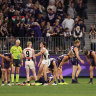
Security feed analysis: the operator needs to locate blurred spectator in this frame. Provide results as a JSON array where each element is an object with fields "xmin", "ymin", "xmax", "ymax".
[
  {"xmin": 47, "ymin": 1, "xmax": 56, "ymax": 13},
  {"xmin": 89, "ymin": 25, "xmax": 96, "ymax": 51},
  {"xmin": 35, "ymin": 0, "xmax": 45, "ymax": 13},
  {"xmin": 56, "ymin": 1, "xmax": 65, "ymax": 18},
  {"xmin": 75, "ymin": 0, "xmax": 88, "ymax": 19},
  {"xmin": 46, "ymin": 8, "xmax": 56, "ymax": 26},
  {"xmin": 63, "ymin": 27, "xmax": 72, "ymax": 49},
  {"xmin": 62, "ymin": 14, "xmax": 74, "ymax": 32},
  {"xmin": 73, "ymin": 26, "xmax": 83, "ymax": 40},
  {"xmin": 67, "ymin": 2, "xmax": 77, "ymax": 19}
]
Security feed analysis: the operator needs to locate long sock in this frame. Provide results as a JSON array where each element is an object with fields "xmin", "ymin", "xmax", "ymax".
[
  {"xmin": 11, "ymin": 74, "xmax": 14, "ymax": 83},
  {"xmin": 61, "ymin": 79, "xmax": 64, "ymax": 83},
  {"xmin": 75, "ymin": 77, "xmax": 78, "ymax": 81},
  {"xmin": 72, "ymin": 79, "xmax": 75, "ymax": 82},
  {"xmin": 27, "ymin": 81, "xmax": 30, "ymax": 83},
  {"xmin": 90, "ymin": 78, "xmax": 93, "ymax": 82},
  {"xmin": 58, "ymin": 79, "xmax": 60, "ymax": 83},
  {"xmin": 54, "ymin": 81, "xmax": 56, "ymax": 84},
  {"xmin": 2, "ymin": 81, "xmax": 4, "ymax": 84},
  {"xmin": 16, "ymin": 74, "xmax": 19, "ymax": 83},
  {"xmin": 8, "ymin": 81, "xmax": 10, "ymax": 84}
]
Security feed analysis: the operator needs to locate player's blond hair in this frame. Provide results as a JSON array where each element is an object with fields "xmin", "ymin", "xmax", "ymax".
[
  {"xmin": 68, "ymin": 51, "xmax": 74, "ymax": 56},
  {"xmin": 74, "ymin": 40, "xmax": 80, "ymax": 44},
  {"xmin": 27, "ymin": 41, "xmax": 32, "ymax": 47}
]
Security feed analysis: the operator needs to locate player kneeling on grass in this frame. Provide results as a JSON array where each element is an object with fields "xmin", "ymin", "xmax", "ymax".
[
  {"xmin": 0, "ymin": 53, "xmax": 13, "ymax": 86},
  {"xmin": 57, "ymin": 51, "xmax": 74, "ymax": 85},
  {"xmin": 84, "ymin": 50, "xmax": 96, "ymax": 84},
  {"xmin": 35, "ymin": 42, "xmax": 50, "ymax": 85},
  {"xmin": 71, "ymin": 40, "xmax": 84, "ymax": 83},
  {"xmin": 22, "ymin": 41, "xmax": 37, "ymax": 85}
]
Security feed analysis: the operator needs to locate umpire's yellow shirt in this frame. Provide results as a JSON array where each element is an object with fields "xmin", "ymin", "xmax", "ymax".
[{"xmin": 10, "ymin": 45, "xmax": 22, "ymax": 59}]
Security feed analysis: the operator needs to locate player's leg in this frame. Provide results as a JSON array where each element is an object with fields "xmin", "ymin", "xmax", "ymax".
[
  {"xmin": 58, "ymin": 67, "xmax": 64, "ymax": 83},
  {"xmin": 11, "ymin": 66, "xmax": 15, "ymax": 84},
  {"xmin": 4, "ymin": 69, "xmax": 8, "ymax": 83},
  {"xmin": 37, "ymin": 64, "xmax": 44, "ymax": 81},
  {"xmin": 72, "ymin": 65, "xmax": 78, "ymax": 83},
  {"xmin": 7, "ymin": 68, "xmax": 11, "ymax": 85},
  {"xmin": 16, "ymin": 67, "xmax": 20, "ymax": 84},
  {"xmin": 1, "ymin": 69, "xmax": 5, "ymax": 86},
  {"xmin": 25, "ymin": 67, "xmax": 30, "ymax": 83},
  {"xmin": 76, "ymin": 64, "xmax": 81, "ymax": 82},
  {"xmin": 43, "ymin": 64, "xmax": 48, "ymax": 83},
  {"xmin": 31, "ymin": 68, "xmax": 37, "ymax": 82},
  {"xmin": 89, "ymin": 65, "xmax": 94, "ymax": 84},
  {"xmin": 52, "ymin": 71, "xmax": 57, "ymax": 85}
]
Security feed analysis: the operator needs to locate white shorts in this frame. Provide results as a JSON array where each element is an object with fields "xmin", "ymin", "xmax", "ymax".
[
  {"xmin": 41, "ymin": 59, "xmax": 50, "ymax": 66},
  {"xmin": 25, "ymin": 61, "xmax": 35, "ymax": 69}
]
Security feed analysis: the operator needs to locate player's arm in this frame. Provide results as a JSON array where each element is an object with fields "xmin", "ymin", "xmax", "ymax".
[
  {"xmin": 59, "ymin": 56, "xmax": 69, "ymax": 68},
  {"xmin": 1, "ymin": 58, "xmax": 5, "ymax": 71},
  {"xmin": 85, "ymin": 56, "xmax": 91, "ymax": 65},
  {"xmin": 74, "ymin": 47, "xmax": 84, "ymax": 64},
  {"xmin": 35, "ymin": 49, "xmax": 46, "ymax": 57},
  {"xmin": 20, "ymin": 47, "xmax": 23, "ymax": 66},
  {"xmin": 0, "ymin": 54, "xmax": 10, "ymax": 61},
  {"xmin": 92, "ymin": 51, "xmax": 96, "ymax": 65},
  {"xmin": 53, "ymin": 61, "xmax": 58, "ymax": 73},
  {"xmin": 32, "ymin": 49, "xmax": 37, "ymax": 66},
  {"xmin": 9, "ymin": 55, "xmax": 13, "ymax": 69}
]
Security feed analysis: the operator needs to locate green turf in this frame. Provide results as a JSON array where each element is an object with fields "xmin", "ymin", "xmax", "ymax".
[{"xmin": 0, "ymin": 78, "xmax": 96, "ymax": 96}]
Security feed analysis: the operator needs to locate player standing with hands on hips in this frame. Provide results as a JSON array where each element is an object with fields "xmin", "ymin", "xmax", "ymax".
[{"xmin": 10, "ymin": 39, "xmax": 23, "ymax": 85}]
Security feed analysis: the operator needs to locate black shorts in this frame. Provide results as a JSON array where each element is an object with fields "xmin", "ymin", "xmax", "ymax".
[
  {"xmin": 13, "ymin": 59, "xmax": 21, "ymax": 67},
  {"xmin": 71, "ymin": 58, "xmax": 79, "ymax": 66},
  {"xmin": 91, "ymin": 60, "xmax": 96, "ymax": 66}
]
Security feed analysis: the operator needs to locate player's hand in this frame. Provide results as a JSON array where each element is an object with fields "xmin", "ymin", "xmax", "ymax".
[
  {"xmin": 80, "ymin": 60, "xmax": 84, "ymax": 64},
  {"xmin": 35, "ymin": 62, "xmax": 37, "ymax": 66},
  {"xmin": 21, "ymin": 62, "xmax": 23, "ymax": 67},
  {"xmin": 8, "ymin": 68, "xmax": 11, "ymax": 71},
  {"xmin": 38, "ymin": 63, "xmax": 41, "ymax": 67}
]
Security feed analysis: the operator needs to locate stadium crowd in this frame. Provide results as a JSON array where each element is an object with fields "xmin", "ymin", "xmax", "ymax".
[{"xmin": 0, "ymin": 0, "xmax": 88, "ymax": 53}]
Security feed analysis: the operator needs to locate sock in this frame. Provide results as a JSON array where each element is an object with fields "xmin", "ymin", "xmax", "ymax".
[
  {"xmin": 61, "ymin": 79, "xmax": 64, "ymax": 83},
  {"xmin": 11, "ymin": 74, "xmax": 14, "ymax": 83},
  {"xmin": 8, "ymin": 81, "xmax": 10, "ymax": 84},
  {"xmin": 16, "ymin": 74, "xmax": 19, "ymax": 83},
  {"xmin": 35, "ymin": 80, "xmax": 39, "ymax": 83},
  {"xmin": 54, "ymin": 81, "xmax": 56, "ymax": 84},
  {"xmin": 58, "ymin": 79, "xmax": 60, "ymax": 83},
  {"xmin": 72, "ymin": 79, "xmax": 75, "ymax": 82},
  {"xmin": 90, "ymin": 78, "xmax": 93, "ymax": 82},
  {"xmin": 27, "ymin": 81, "xmax": 30, "ymax": 83},
  {"xmin": 75, "ymin": 77, "xmax": 78, "ymax": 81},
  {"xmin": 2, "ymin": 81, "xmax": 4, "ymax": 84}
]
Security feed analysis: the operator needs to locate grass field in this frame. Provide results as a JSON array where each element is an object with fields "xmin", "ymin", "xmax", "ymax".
[{"xmin": 0, "ymin": 78, "xmax": 96, "ymax": 96}]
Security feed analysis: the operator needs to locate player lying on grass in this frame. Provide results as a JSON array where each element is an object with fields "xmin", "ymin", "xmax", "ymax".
[
  {"xmin": 84, "ymin": 50, "xmax": 96, "ymax": 84},
  {"xmin": 35, "ymin": 42, "xmax": 50, "ymax": 85},
  {"xmin": 57, "ymin": 51, "xmax": 74, "ymax": 84},
  {"xmin": 22, "ymin": 41, "xmax": 37, "ymax": 85},
  {"xmin": 71, "ymin": 40, "xmax": 84, "ymax": 83},
  {"xmin": 18, "ymin": 72, "xmax": 53, "ymax": 86},
  {"xmin": 0, "ymin": 53, "xmax": 13, "ymax": 86}
]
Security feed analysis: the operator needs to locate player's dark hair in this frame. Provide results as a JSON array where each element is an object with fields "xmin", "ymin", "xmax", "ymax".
[
  {"xmin": 41, "ymin": 41, "xmax": 47, "ymax": 48},
  {"xmin": 84, "ymin": 50, "xmax": 89, "ymax": 55}
]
